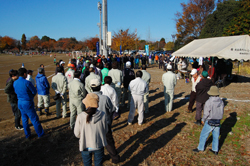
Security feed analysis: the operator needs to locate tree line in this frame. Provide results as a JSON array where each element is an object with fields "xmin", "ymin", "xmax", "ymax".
[
  {"xmin": 0, "ymin": 34, "xmax": 100, "ymax": 53},
  {"xmin": 0, "ymin": 30, "xmax": 174, "ymax": 53},
  {"xmin": 174, "ymin": 0, "xmax": 250, "ymax": 50}
]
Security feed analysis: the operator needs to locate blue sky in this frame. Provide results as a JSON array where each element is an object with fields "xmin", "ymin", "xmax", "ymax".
[{"xmin": 0, "ymin": 0, "xmax": 188, "ymax": 42}]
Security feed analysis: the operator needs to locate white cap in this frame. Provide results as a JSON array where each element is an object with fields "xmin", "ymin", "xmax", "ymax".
[
  {"xmin": 90, "ymin": 79, "xmax": 101, "ymax": 87},
  {"xmin": 126, "ymin": 61, "xmax": 131, "ymax": 67},
  {"xmin": 167, "ymin": 64, "xmax": 172, "ymax": 70},
  {"xmin": 60, "ymin": 61, "xmax": 65, "ymax": 65},
  {"xmin": 190, "ymin": 69, "xmax": 197, "ymax": 75},
  {"xmin": 90, "ymin": 64, "xmax": 94, "ymax": 68}
]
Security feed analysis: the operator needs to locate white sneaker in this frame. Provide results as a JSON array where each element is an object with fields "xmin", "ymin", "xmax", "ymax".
[
  {"xmin": 138, "ymin": 123, "xmax": 142, "ymax": 126},
  {"xmin": 15, "ymin": 126, "xmax": 24, "ymax": 130},
  {"xmin": 128, "ymin": 122, "xmax": 132, "ymax": 125}
]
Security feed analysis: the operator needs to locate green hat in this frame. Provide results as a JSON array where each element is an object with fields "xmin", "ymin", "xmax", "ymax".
[{"xmin": 202, "ymin": 71, "xmax": 208, "ymax": 78}]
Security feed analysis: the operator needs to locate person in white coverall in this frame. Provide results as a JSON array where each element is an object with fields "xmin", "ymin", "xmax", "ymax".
[
  {"xmin": 108, "ymin": 62, "xmax": 123, "ymax": 107},
  {"xmin": 128, "ymin": 71, "xmax": 148, "ymax": 125},
  {"xmin": 101, "ymin": 76, "xmax": 120, "ymax": 119},
  {"xmin": 162, "ymin": 64, "xmax": 177, "ymax": 112},
  {"xmin": 141, "ymin": 65, "xmax": 151, "ymax": 113}
]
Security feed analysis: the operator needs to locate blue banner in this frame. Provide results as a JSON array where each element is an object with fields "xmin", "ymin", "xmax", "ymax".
[
  {"xmin": 145, "ymin": 45, "xmax": 149, "ymax": 56},
  {"xmin": 96, "ymin": 42, "xmax": 99, "ymax": 55},
  {"xmin": 120, "ymin": 45, "xmax": 122, "ymax": 55}
]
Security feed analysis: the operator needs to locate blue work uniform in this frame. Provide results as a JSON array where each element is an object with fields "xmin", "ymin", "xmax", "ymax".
[{"xmin": 14, "ymin": 77, "xmax": 44, "ymax": 138}]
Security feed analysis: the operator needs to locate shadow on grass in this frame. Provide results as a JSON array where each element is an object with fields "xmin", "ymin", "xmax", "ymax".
[
  {"xmin": 205, "ymin": 112, "xmax": 237, "ymax": 151},
  {"xmin": 123, "ymin": 121, "xmax": 186, "ymax": 165},
  {"xmin": 0, "ymin": 122, "xmax": 80, "ymax": 166},
  {"xmin": 117, "ymin": 113, "xmax": 181, "ymax": 163},
  {"xmin": 173, "ymin": 93, "xmax": 189, "ymax": 111}
]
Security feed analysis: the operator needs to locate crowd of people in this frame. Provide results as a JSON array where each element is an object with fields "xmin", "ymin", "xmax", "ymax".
[{"xmin": 4, "ymin": 53, "xmax": 227, "ymax": 165}]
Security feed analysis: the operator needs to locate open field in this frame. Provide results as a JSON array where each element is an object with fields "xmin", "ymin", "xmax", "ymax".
[{"xmin": 0, "ymin": 54, "xmax": 250, "ymax": 166}]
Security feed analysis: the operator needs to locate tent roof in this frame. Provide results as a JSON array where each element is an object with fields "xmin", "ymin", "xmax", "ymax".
[{"xmin": 172, "ymin": 35, "xmax": 250, "ymax": 61}]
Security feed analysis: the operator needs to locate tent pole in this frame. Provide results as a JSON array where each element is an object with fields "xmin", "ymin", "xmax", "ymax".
[
  {"xmin": 238, "ymin": 61, "xmax": 240, "ymax": 74},
  {"xmin": 212, "ymin": 57, "xmax": 214, "ymax": 72}
]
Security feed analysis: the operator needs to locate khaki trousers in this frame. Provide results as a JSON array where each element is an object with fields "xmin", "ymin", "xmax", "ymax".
[
  {"xmin": 38, "ymin": 94, "xmax": 50, "ymax": 108},
  {"xmin": 70, "ymin": 99, "xmax": 84, "ymax": 128},
  {"xmin": 164, "ymin": 89, "xmax": 174, "ymax": 112},
  {"xmin": 56, "ymin": 93, "xmax": 67, "ymax": 118}
]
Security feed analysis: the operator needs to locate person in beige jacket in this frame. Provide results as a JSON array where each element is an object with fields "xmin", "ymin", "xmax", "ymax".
[
  {"xmin": 85, "ymin": 67, "xmax": 101, "ymax": 93},
  {"xmin": 52, "ymin": 67, "xmax": 68, "ymax": 118},
  {"xmin": 68, "ymin": 71, "xmax": 87, "ymax": 129},
  {"xmin": 162, "ymin": 64, "xmax": 177, "ymax": 112}
]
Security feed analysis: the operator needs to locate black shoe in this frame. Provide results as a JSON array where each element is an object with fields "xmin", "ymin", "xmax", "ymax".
[
  {"xmin": 209, "ymin": 149, "xmax": 218, "ymax": 155},
  {"xmin": 194, "ymin": 120, "xmax": 201, "ymax": 125},
  {"xmin": 113, "ymin": 112, "xmax": 120, "ymax": 120},
  {"xmin": 45, "ymin": 112, "xmax": 51, "ymax": 116},
  {"xmin": 193, "ymin": 148, "xmax": 202, "ymax": 153},
  {"xmin": 39, "ymin": 111, "xmax": 44, "ymax": 116},
  {"xmin": 38, "ymin": 133, "xmax": 50, "ymax": 139}
]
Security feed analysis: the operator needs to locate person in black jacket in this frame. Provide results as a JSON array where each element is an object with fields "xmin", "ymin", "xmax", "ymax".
[
  {"xmin": 141, "ymin": 54, "xmax": 147, "ymax": 65},
  {"xmin": 128, "ymin": 54, "xmax": 134, "ymax": 69},
  {"xmin": 121, "ymin": 61, "xmax": 135, "ymax": 109},
  {"xmin": 4, "ymin": 70, "xmax": 23, "ymax": 130},
  {"xmin": 194, "ymin": 71, "xmax": 213, "ymax": 125},
  {"xmin": 123, "ymin": 54, "xmax": 128, "ymax": 69}
]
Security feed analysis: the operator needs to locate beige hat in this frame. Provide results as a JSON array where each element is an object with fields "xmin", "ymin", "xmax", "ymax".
[
  {"xmin": 82, "ymin": 93, "xmax": 99, "ymax": 108},
  {"xmin": 207, "ymin": 86, "xmax": 220, "ymax": 96},
  {"xmin": 167, "ymin": 64, "xmax": 172, "ymax": 70},
  {"xmin": 90, "ymin": 78, "xmax": 101, "ymax": 87},
  {"xmin": 190, "ymin": 69, "xmax": 197, "ymax": 75}
]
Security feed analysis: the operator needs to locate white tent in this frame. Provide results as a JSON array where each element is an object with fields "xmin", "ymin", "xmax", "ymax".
[{"xmin": 172, "ymin": 35, "xmax": 250, "ymax": 61}]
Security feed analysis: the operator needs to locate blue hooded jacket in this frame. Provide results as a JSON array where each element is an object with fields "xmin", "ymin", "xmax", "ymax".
[
  {"xmin": 14, "ymin": 77, "xmax": 37, "ymax": 101},
  {"xmin": 35, "ymin": 74, "xmax": 50, "ymax": 95}
]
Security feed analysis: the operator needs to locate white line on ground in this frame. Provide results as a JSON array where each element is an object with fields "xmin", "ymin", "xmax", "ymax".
[
  {"xmin": 174, "ymin": 97, "xmax": 250, "ymax": 103},
  {"xmin": 0, "ymin": 67, "xmax": 68, "ymax": 90}
]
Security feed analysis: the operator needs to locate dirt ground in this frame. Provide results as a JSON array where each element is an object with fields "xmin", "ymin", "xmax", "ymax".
[{"xmin": 0, "ymin": 54, "xmax": 250, "ymax": 166}]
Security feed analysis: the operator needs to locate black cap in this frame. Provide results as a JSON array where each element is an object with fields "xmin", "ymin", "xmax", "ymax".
[{"xmin": 27, "ymin": 70, "xmax": 33, "ymax": 74}]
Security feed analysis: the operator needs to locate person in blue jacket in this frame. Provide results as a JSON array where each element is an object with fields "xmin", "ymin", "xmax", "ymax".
[
  {"xmin": 36, "ymin": 67, "xmax": 51, "ymax": 116},
  {"xmin": 14, "ymin": 68, "xmax": 44, "ymax": 139}
]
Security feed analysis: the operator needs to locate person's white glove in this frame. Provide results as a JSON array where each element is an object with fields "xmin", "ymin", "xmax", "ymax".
[{"xmin": 60, "ymin": 93, "xmax": 64, "ymax": 99}]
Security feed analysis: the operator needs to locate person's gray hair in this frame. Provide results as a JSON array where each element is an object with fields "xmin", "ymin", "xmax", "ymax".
[{"xmin": 38, "ymin": 67, "xmax": 44, "ymax": 74}]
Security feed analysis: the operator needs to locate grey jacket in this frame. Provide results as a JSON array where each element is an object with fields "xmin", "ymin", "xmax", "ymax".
[
  {"xmin": 202, "ymin": 96, "xmax": 224, "ymax": 122},
  {"xmin": 74, "ymin": 110, "xmax": 108, "ymax": 151},
  {"xmin": 93, "ymin": 91, "xmax": 115, "ymax": 126},
  {"xmin": 141, "ymin": 70, "xmax": 151, "ymax": 86},
  {"xmin": 68, "ymin": 79, "xmax": 87, "ymax": 100},
  {"xmin": 52, "ymin": 73, "xmax": 68, "ymax": 94}
]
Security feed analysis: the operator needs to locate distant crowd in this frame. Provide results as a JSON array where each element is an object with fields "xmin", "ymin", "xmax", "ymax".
[{"xmin": 5, "ymin": 53, "xmax": 229, "ymax": 165}]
